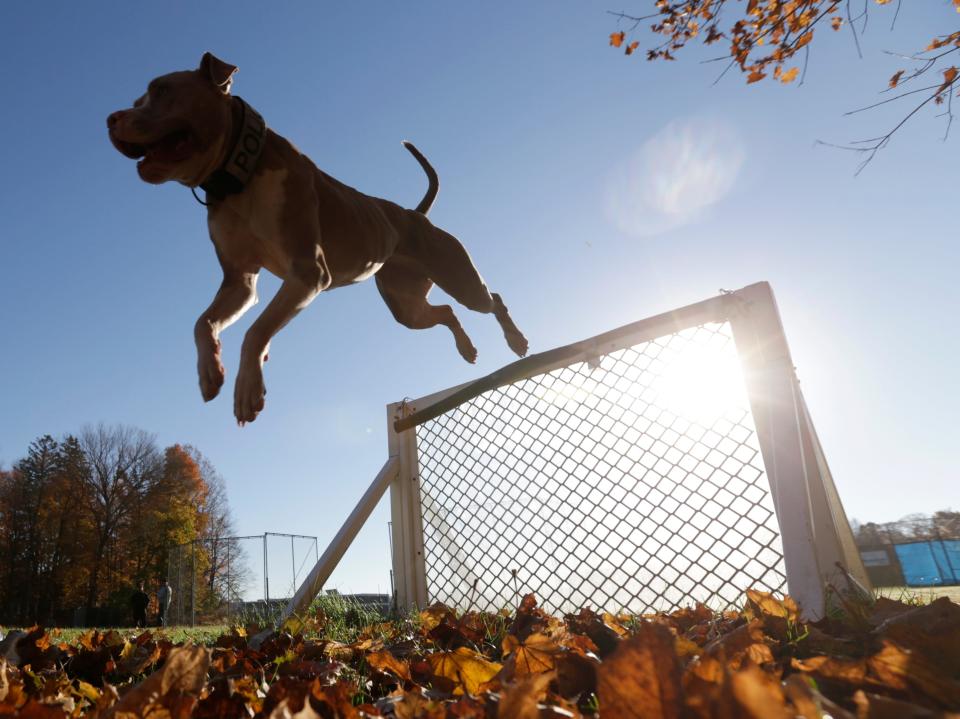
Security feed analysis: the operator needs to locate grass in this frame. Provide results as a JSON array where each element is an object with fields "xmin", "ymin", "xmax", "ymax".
[
  {"xmin": 875, "ymin": 583, "xmax": 960, "ymax": 605},
  {"xmin": 41, "ymin": 626, "xmax": 229, "ymax": 645},
  {"xmin": 18, "ymin": 585, "xmax": 956, "ymax": 650},
  {"xmin": 5, "ymin": 593, "xmax": 390, "ymax": 647},
  {"xmin": 301, "ymin": 593, "xmax": 390, "ymax": 642}
]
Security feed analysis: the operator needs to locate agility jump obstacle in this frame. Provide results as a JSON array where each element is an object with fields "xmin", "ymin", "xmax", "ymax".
[{"xmin": 283, "ymin": 282, "xmax": 869, "ymax": 623}]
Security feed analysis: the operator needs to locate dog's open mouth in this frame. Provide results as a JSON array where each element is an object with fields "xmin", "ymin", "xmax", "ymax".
[{"xmin": 114, "ymin": 128, "xmax": 194, "ymax": 166}]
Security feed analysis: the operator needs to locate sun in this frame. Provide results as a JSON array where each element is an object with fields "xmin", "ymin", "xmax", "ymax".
[
  {"xmin": 530, "ymin": 324, "xmax": 750, "ymax": 429},
  {"xmin": 652, "ymin": 328, "xmax": 749, "ymax": 426}
]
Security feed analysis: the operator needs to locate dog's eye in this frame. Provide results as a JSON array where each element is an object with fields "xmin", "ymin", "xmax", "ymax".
[{"xmin": 152, "ymin": 83, "xmax": 168, "ymax": 98}]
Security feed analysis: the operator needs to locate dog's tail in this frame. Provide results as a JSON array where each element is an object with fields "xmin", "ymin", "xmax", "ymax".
[{"xmin": 403, "ymin": 141, "xmax": 438, "ymax": 215}]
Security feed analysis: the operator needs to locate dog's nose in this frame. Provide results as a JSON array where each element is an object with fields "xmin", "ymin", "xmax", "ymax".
[{"xmin": 107, "ymin": 110, "xmax": 126, "ymax": 129}]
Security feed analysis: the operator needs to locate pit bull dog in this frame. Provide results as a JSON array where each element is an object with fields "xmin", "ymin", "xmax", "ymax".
[{"xmin": 107, "ymin": 52, "xmax": 528, "ymax": 425}]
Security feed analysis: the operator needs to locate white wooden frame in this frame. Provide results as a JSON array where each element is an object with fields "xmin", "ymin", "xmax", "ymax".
[{"xmin": 283, "ymin": 282, "xmax": 868, "ymax": 623}]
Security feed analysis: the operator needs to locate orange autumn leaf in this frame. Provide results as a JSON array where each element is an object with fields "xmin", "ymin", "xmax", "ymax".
[
  {"xmin": 791, "ymin": 654, "xmax": 869, "ymax": 686},
  {"xmin": 744, "ymin": 589, "xmax": 800, "ymax": 623},
  {"xmin": 703, "ymin": 619, "xmax": 776, "ymax": 670},
  {"xmin": 674, "ymin": 635, "xmax": 702, "ymax": 659},
  {"xmin": 596, "ymin": 623, "xmax": 683, "ymax": 719},
  {"xmin": 867, "ymin": 640, "xmax": 960, "ymax": 706},
  {"xmin": 366, "ymin": 650, "xmax": 411, "ymax": 682},
  {"xmin": 779, "ymin": 67, "xmax": 799, "ymax": 83},
  {"xmin": 601, "ymin": 612, "xmax": 631, "ymax": 636},
  {"xmin": 101, "ymin": 645, "xmax": 209, "ymax": 719},
  {"xmin": 502, "ymin": 632, "xmax": 561, "ymax": 676},
  {"xmin": 684, "ymin": 656, "xmax": 794, "ymax": 718},
  {"xmin": 418, "ymin": 603, "xmax": 456, "ymax": 632},
  {"xmin": 889, "ymin": 70, "xmax": 905, "ymax": 88},
  {"xmin": 728, "ymin": 664, "xmax": 793, "ymax": 719},
  {"xmin": 682, "ymin": 653, "xmax": 725, "ymax": 711},
  {"xmin": 939, "ymin": 65, "xmax": 959, "ymax": 93},
  {"xmin": 497, "ymin": 671, "xmax": 555, "ymax": 719},
  {"xmin": 427, "ymin": 647, "xmax": 502, "ymax": 695},
  {"xmin": 603, "ymin": 0, "xmax": 960, "ymax": 167},
  {"xmin": 4, "ymin": 588, "xmax": 960, "ymax": 717}
]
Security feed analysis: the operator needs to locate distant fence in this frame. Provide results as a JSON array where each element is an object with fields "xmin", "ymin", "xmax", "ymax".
[
  {"xmin": 166, "ymin": 532, "xmax": 318, "ymax": 625},
  {"xmin": 895, "ymin": 541, "xmax": 960, "ymax": 586},
  {"xmin": 856, "ymin": 517, "xmax": 960, "ymax": 587},
  {"xmin": 859, "ymin": 539, "xmax": 960, "ymax": 588}
]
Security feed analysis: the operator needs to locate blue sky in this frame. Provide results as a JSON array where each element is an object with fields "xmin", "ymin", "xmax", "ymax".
[{"xmin": 1, "ymin": 2, "xmax": 957, "ymax": 596}]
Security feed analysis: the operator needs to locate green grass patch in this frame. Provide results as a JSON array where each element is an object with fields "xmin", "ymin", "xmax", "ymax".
[
  {"xmin": 875, "ymin": 584, "xmax": 960, "ymax": 605},
  {"xmin": 303, "ymin": 593, "xmax": 388, "ymax": 642},
  {"xmin": 42, "ymin": 625, "xmax": 228, "ymax": 645}
]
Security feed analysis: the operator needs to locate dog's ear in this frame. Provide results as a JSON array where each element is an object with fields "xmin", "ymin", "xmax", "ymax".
[{"xmin": 198, "ymin": 52, "xmax": 238, "ymax": 93}]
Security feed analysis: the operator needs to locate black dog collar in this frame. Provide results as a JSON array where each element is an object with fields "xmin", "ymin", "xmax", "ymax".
[{"xmin": 198, "ymin": 96, "xmax": 266, "ymax": 202}]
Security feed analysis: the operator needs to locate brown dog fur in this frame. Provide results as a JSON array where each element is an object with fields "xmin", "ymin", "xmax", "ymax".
[{"xmin": 108, "ymin": 53, "xmax": 527, "ymax": 424}]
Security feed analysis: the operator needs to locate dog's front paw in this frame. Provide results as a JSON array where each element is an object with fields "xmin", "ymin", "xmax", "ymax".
[
  {"xmin": 197, "ymin": 342, "xmax": 225, "ymax": 402},
  {"xmin": 234, "ymin": 362, "xmax": 266, "ymax": 425}
]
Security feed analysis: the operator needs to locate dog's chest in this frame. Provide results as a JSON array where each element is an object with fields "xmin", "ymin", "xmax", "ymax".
[
  {"xmin": 240, "ymin": 168, "xmax": 289, "ymax": 239},
  {"xmin": 208, "ymin": 168, "xmax": 293, "ymax": 275}
]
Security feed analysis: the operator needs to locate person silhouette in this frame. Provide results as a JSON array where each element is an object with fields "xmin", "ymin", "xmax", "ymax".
[
  {"xmin": 157, "ymin": 579, "xmax": 173, "ymax": 626},
  {"xmin": 131, "ymin": 582, "xmax": 149, "ymax": 628}
]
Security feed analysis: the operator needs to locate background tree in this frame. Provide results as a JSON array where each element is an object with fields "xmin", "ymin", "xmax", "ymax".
[
  {"xmin": 609, "ymin": 1, "xmax": 960, "ymax": 167},
  {"xmin": 0, "ymin": 425, "xmax": 240, "ymax": 625},
  {"xmin": 185, "ymin": 446, "xmax": 250, "ymax": 613},
  {"xmin": 932, "ymin": 509, "xmax": 960, "ymax": 538},
  {"xmin": 852, "ymin": 509, "xmax": 960, "ymax": 547},
  {"xmin": 851, "ymin": 520, "xmax": 891, "ymax": 546},
  {"xmin": 79, "ymin": 424, "xmax": 162, "ymax": 614},
  {"xmin": 1, "ymin": 435, "xmax": 61, "ymax": 621},
  {"xmin": 129, "ymin": 444, "xmax": 209, "ymax": 585},
  {"xmin": 0, "ymin": 436, "xmax": 94, "ymax": 623},
  {"xmin": 34, "ymin": 435, "xmax": 92, "ymax": 622}
]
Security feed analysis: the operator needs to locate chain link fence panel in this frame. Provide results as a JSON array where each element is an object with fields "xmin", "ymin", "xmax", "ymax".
[{"xmin": 414, "ymin": 322, "xmax": 787, "ymax": 615}]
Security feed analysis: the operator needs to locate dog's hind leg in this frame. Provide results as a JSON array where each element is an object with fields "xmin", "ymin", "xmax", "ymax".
[
  {"xmin": 402, "ymin": 224, "xmax": 528, "ymax": 358},
  {"xmin": 375, "ymin": 257, "xmax": 479, "ymax": 363}
]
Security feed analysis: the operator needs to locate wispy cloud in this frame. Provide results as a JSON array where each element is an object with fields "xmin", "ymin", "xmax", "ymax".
[{"xmin": 604, "ymin": 117, "xmax": 744, "ymax": 237}]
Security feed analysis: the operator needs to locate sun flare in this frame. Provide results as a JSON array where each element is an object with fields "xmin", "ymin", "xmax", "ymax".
[
  {"xmin": 652, "ymin": 334, "xmax": 749, "ymax": 426},
  {"xmin": 532, "ymin": 324, "xmax": 749, "ymax": 429}
]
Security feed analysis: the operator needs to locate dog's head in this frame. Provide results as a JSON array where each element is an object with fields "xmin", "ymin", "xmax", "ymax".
[{"xmin": 107, "ymin": 53, "xmax": 238, "ymax": 186}]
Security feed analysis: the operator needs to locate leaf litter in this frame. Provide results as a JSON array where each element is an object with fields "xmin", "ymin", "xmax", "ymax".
[{"xmin": 0, "ymin": 590, "xmax": 958, "ymax": 717}]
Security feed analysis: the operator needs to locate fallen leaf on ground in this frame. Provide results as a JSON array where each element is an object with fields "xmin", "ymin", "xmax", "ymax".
[
  {"xmin": 427, "ymin": 647, "xmax": 502, "ymax": 695},
  {"xmin": 367, "ymin": 650, "xmax": 412, "ymax": 682},
  {"xmin": 867, "ymin": 640, "xmax": 960, "ymax": 708},
  {"xmin": 728, "ymin": 664, "xmax": 792, "ymax": 718},
  {"xmin": 101, "ymin": 644, "xmax": 209, "ymax": 719},
  {"xmin": 502, "ymin": 632, "xmax": 561, "ymax": 677},
  {"xmin": 497, "ymin": 671, "xmax": 554, "ymax": 719},
  {"xmin": 596, "ymin": 621, "xmax": 682, "ymax": 719}
]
